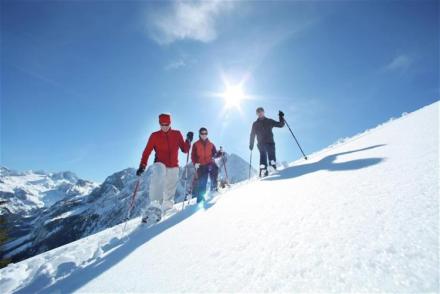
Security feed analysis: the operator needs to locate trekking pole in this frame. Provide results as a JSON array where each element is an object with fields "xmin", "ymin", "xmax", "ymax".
[
  {"xmin": 122, "ymin": 177, "xmax": 141, "ymax": 235},
  {"xmin": 248, "ymin": 150, "xmax": 253, "ymax": 181},
  {"xmin": 221, "ymin": 153, "xmax": 230, "ymax": 186},
  {"xmin": 283, "ymin": 117, "xmax": 308, "ymax": 160},
  {"xmin": 181, "ymin": 148, "xmax": 191, "ymax": 210}
]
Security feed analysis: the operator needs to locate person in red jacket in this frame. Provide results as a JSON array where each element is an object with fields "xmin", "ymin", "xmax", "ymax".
[
  {"xmin": 137, "ymin": 113, "xmax": 193, "ymax": 224},
  {"xmin": 191, "ymin": 127, "xmax": 223, "ymax": 203}
]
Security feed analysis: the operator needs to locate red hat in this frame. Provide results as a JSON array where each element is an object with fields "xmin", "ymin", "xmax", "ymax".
[{"xmin": 159, "ymin": 113, "xmax": 171, "ymax": 125}]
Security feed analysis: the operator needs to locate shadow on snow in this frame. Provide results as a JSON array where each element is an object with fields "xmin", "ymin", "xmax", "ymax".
[
  {"xmin": 264, "ymin": 144, "xmax": 386, "ymax": 181},
  {"xmin": 17, "ymin": 201, "xmax": 215, "ymax": 294}
]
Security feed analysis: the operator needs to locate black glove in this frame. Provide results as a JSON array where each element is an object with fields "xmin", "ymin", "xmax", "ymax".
[
  {"xmin": 249, "ymin": 144, "xmax": 254, "ymax": 151},
  {"xmin": 136, "ymin": 166, "xmax": 145, "ymax": 176},
  {"xmin": 278, "ymin": 110, "xmax": 284, "ymax": 118},
  {"xmin": 186, "ymin": 131, "xmax": 194, "ymax": 143}
]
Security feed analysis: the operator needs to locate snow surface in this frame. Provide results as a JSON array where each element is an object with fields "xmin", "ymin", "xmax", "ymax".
[{"xmin": 1, "ymin": 101, "xmax": 439, "ymax": 293}]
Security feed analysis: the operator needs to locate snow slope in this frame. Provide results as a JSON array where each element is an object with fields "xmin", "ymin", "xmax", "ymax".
[
  {"xmin": 1, "ymin": 101, "xmax": 439, "ymax": 293},
  {"xmin": 1, "ymin": 155, "xmax": 255, "ymax": 264}
]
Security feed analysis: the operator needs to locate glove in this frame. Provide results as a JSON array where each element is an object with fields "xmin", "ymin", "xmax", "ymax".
[
  {"xmin": 249, "ymin": 144, "xmax": 254, "ymax": 151},
  {"xmin": 136, "ymin": 166, "xmax": 145, "ymax": 176},
  {"xmin": 278, "ymin": 110, "xmax": 284, "ymax": 118},
  {"xmin": 186, "ymin": 131, "xmax": 194, "ymax": 143},
  {"xmin": 194, "ymin": 163, "xmax": 200, "ymax": 170}
]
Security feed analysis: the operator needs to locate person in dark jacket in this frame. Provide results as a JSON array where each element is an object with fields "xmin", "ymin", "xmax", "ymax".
[
  {"xmin": 249, "ymin": 107, "xmax": 285, "ymax": 177},
  {"xmin": 191, "ymin": 127, "xmax": 223, "ymax": 203}
]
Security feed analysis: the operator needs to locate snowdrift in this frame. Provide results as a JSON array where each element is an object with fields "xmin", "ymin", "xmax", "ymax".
[{"xmin": 1, "ymin": 101, "xmax": 438, "ymax": 293}]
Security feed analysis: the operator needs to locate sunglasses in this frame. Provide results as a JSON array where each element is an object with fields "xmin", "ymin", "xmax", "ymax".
[
  {"xmin": 160, "ymin": 123, "xmax": 170, "ymax": 127},
  {"xmin": 200, "ymin": 132, "xmax": 208, "ymax": 135}
]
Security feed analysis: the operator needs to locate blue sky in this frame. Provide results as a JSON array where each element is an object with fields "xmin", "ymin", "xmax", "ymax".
[{"xmin": 1, "ymin": 0, "xmax": 438, "ymax": 182}]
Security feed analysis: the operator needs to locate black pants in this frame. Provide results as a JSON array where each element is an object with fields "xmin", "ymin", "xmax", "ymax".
[
  {"xmin": 258, "ymin": 143, "xmax": 276, "ymax": 168},
  {"xmin": 194, "ymin": 163, "xmax": 218, "ymax": 203}
]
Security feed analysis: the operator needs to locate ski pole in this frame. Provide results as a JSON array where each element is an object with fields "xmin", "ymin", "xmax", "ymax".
[
  {"xmin": 181, "ymin": 146, "xmax": 191, "ymax": 210},
  {"xmin": 248, "ymin": 150, "xmax": 253, "ymax": 181},
  {"xmin": 221, "ymin": 153, "xmax": 230, "ymax": 185},
  {"xmin": 283, "ymin": 117, "xmax": 308, "ymax": 160},
  {"xmin": 126, "ymin": 177, "xmax": 141, "ymax": 220},
  {"xmin": 122, "ymin": 177, "xmax": 141, "ymax": 234}
]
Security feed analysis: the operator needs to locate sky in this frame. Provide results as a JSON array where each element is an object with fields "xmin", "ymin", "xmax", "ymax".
[{"xmin": 1, "ymin": 0, "xmax": 439, "ymax": 182}]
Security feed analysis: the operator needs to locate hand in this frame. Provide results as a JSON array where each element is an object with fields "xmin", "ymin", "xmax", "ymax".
[
  {"xmin": 278, "ymin": 110, "xmax": 284, "ymax": 118},
  {"xmin": 249, "ymin": 144, "xmax": 254, "ymax": 151},
  {"xmin": 194, "ymin": 163, "xmax": 200, "ymax": 170},
  {"xmin": 136, "ymin": 166, "xmax": 145, "ymax": 176},
  {"xmin": 186, "ymin": 131, "xmax": 194, "ymax": 143}
]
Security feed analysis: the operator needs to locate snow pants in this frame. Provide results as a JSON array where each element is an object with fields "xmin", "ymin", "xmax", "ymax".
[
  {"xmin": 146, "ymin": 162, "xmax": 179, "ymax": 213},
  {"xmin": 195, "ymin": 163, "xmax": 218, "ymax": 203},
  {"xmin": 258, "ymin": 142, "xmax": 276, "ymax": 168}
]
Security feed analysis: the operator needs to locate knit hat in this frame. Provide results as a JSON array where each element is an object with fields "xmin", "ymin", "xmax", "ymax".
[
  {"xmin": 256, "ymin": 107, "xmax": 264, "ymax": 113},
  {"xmin": 159, "ymin": 113, "xmax": 171, "ymax": 125}
]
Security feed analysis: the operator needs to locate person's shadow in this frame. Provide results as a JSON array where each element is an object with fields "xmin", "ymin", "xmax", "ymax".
[
  {"xmin": 17, "ymin": 200, "xmax": 216, "ymax": 294},
  {"xmin": 264, "ymin": 144, "xmax": 386, "ymax": 181}
]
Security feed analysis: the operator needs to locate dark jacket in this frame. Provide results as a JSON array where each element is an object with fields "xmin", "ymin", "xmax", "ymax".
[{"xmin": 249, "ymin": 117, "xmax": 285, "ymax": 147}]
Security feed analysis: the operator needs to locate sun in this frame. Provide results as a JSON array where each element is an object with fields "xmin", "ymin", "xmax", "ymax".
[{"xmin": 222, "ymin": 84, "xmax": 246, "ymax": 109}]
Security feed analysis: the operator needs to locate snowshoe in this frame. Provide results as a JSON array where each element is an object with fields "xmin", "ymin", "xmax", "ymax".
[
  {"xmin": 259, "ymin": 166, "xmax": 268, "ymax": 178},
  {"xmin": 141, "ymin": 206, "xmax": 162, "ymax": 226},
  {"xmin": 267, "ymin": 165, "xmax": 277, "ymax": 175}
]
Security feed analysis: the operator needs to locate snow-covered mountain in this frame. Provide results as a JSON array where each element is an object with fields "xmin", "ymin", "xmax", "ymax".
[
  {"xmin": 0, "ymin": 168, "xmax": 97, "ymax": 214},
  {"xmin": 0, "ymin": 154, "xmax": 255, "ymax": 265},
  {"xmin": 1, "ymin": 101, "xmax": 438, "ymax": 293}
]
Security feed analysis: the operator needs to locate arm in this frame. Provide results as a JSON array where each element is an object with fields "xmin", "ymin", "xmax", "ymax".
[
  {"xmin": 271, "ymin": 118, "xmax": 285, "ymax": 128},
  {"xmin": 249, "ymin": 122, "xmax": 256, "ymax": 149},
  {"xmin": 139, "ymin": 134, "xmax": 155, "ymax": 169},
  {"xmin": 177, "ymin": 131, "xmax": 190, "ymax": 153},
  {"xmin": 191, "ymin": 144, "xmax": 198, "ymax": 164},
  {"xmin": 212, "ymin": 144, "xmax": 222, "ymax": 158}
]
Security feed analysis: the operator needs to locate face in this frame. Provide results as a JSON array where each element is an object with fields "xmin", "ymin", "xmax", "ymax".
[
  {"xmin": 160, "ymin": 124, "xmax": 171, "ymax": 132},
  {"xmin": 200, "ymin": 130, "xmax": 208, "ymax": 140},
  {"xmin": 257, "ymin": 110, "xmax": 265, "ymax": 119}
]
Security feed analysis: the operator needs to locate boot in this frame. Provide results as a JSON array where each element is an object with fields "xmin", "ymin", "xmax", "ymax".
[{"xmin": 141, "ymin": 202, "xmax": 162, "ymax": 225}]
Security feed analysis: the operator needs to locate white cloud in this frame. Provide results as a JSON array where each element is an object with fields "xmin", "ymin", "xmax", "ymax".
[
  {"xmin": 147, "ymin": 0, "xmax": 233, "ymax": 45},
  {"xmin": 164, "ymin": 59, "xmax": 186, "ymax": 71},
  {"xmin": 384, "ymin": 54, "xmax": 413, "ymax": 71}
]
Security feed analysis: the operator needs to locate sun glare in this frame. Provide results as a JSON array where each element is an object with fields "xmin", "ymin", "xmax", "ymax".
[{"xmin": 222, "ymin": 84, "xmax": 245, "ymax": 109}]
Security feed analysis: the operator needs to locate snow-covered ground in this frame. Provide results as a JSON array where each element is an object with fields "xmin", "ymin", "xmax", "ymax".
[{"xmin": 1, "ymin": 101, "xmax": 438, "ymax": 293}]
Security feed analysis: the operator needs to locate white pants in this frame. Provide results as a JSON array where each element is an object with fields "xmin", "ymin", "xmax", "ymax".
[{"xmin": 148, "ymin": 162, "xmax": 179, "ymax": 212}]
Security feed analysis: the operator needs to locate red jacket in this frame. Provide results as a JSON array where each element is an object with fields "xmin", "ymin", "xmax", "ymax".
[
  {"xmin": 191, "ymin": 139, "xmax": 218, "ymax": 166},
  {"xmin": 140, "ymin": 129, "xmax": 190, "ymax": 168}
]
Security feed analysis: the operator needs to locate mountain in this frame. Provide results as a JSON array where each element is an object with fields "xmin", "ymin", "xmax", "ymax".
[
  {"xmin": 1, "ymin": 101, "xmax": 438, "ymax": 293},
  {"xmin": 0, "ymin": 154, "xmax": 256, "ymax": 265},
  {"xmin": 0, "ymin": 168, "xmax": 96, "ymax": 214}
]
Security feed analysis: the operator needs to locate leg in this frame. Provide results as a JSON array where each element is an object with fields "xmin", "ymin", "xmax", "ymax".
[
  {"xmin": 267, "ymin": 143, "xmax": 277, "ymax": 169},
  {"xmin": 196, "ymin": 166, "xmax": 209, "ymax": 203},
  {"xmin": 162, "ymin": 167, "xmax": 179, "ymax": 212},
  {"xmin": 209, "ymin": 163, "xmax": 219, "ymax": 191},
  {"xmin": 147, "ymin": 163, "xmax": 166, "ymax": 206},
  {"xmin": 142, "ymin": 163, "xmax": 166, "ymax": 223},
  {"xmin": 192, "ymin": 171, "xmax": 199, "ymax": 198},
  {"xmin": 257, "ymin": 144, "xmax": 268, "ymax": 177}
]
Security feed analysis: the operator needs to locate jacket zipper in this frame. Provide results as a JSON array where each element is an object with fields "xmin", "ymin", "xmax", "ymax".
[{"xmin": 166, "ymin": 132, "xmax": 171, "ymax": 165}]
